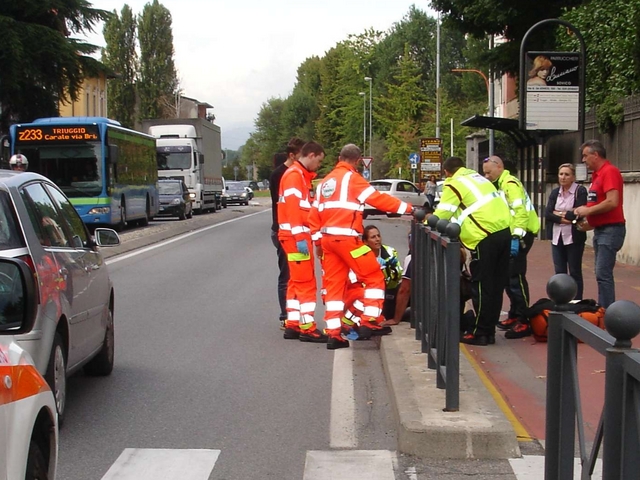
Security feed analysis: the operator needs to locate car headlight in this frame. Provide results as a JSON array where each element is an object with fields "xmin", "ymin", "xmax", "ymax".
[
  {"xmin": 88, "ymin": 207, "xmax": 110, "ymax": 215},
  {"xmin": 241, "ymin": 192, "xmax": 247, "ymax": 197},
  {"xmin": 189, "ymin": 192, "xmax": 196, "ymax": 199},
  {"xmin": 222, "ymin": 193, "xmax": 229, "ymax": 198},
  {"xmin": 170, "ymin": 198, "xmax": 181, "ymax": 205}
]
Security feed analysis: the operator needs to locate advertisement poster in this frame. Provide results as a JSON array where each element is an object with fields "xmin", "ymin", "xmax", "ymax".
[{"xmin": 525, "ymin": 51, "xmax": 580, "ymax": 131}]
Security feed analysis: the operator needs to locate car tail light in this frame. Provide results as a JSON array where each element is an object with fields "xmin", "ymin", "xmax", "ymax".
[{"xmin": 16, "ymin": 254, "xmax": 40, "ymax": 304}]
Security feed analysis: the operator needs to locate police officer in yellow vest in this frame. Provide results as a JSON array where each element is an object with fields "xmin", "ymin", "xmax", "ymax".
[
  {"xmin": 434, "ymin": 156, "xmax": 512, "ymax": 346},
  {"xmin": 483, "ymin": 156, "xmax": 540, "ymax": 339}
]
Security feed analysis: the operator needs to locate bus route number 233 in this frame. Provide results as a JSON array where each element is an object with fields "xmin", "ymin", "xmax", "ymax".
[{"xmin": 17, "ymin": 128, "xmax": 43, "ymax": 142}]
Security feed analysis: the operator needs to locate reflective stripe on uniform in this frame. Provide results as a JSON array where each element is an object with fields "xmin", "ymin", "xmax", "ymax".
[
  {"xmin": 326, "ymin": 300, "xmax": 345, "ymax": 312},
  {"xmin": 291, "ymin": 226, "xmax": 311, "ymax": 235},
  {"xmin": 279, "ymin": 223, "xmax": 292, "ymax": 231},
  {"xmin": 326, "ymin": 318, "xmax": 342, "ymax": 329},
  {"xmin": 350, "ymin": 245, "xmax": 371, "ymax": 259},
  {"xmin": 357, "ymin": 185, "xmax": 376, "ymax": 203},
  {"xmin": 321, "ymin": 226, "xmax": 360, "ymax": 237},
  {"xmin": 456, "ymin": 191, "xmax": 500, "ymax": 226},
  {"xmin": 437, "ymin": 202, "xmax": 458, "ymax": 213},
  {"xmin": 288, "ymin": 252, "xmax": 310, "ymax": 261},
  {"xmin": 513, "ymin": 227, "xmax": 526, "ymax": 238},
  {"xmin": 287, "ymin": 311, "xmax": 301, "ymax": 321},
  {"xmin": 348, "ymin": 270, "xmax": 358, "ymax": 283},
  {"xmin": 287, "ymin": 299, "xmax": 300, "ymax": 309},
  {"xmin": 311, "ymin": 232, "xmax": 322, "ymax": 241},
  {"xmin": 282, "ymin": 187, "xmax": 302, "ymax": 199},
  {"xmin": 363, "ymin": 306, "xmax": 382, "ymax": 317},
  {"xmin": 300, "ymin": 302, "xmax": 316, "ymax": 313},
  {"xmin": 364, "ymin": 288, "xmax": 385, "ymax": 300},
  {"xmin": 511, "ymin": 198, "xmax": 523, "ymax": 208},
  {"xmin": 317, "ymin": 200, "xmax": 363, "ymax": 212}
]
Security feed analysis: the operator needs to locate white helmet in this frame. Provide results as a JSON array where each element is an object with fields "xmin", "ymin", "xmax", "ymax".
[{"xmin": 9, "ymin": 154, "xmax": 28, "ymax": 168}]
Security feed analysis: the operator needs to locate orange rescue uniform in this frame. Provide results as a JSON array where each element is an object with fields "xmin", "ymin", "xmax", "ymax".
[
  {"xmin": 309, "ymin": 161, "xmax": 411, "ymax": 338},
  {"xmin": 278, "ymin": 160, "xmax": 318, "ymax": 332}
]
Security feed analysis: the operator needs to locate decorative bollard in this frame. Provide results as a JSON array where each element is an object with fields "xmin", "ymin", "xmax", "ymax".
[{"xmin": 546, "ymin": 273, "xmax": 577, "ymax": 307}]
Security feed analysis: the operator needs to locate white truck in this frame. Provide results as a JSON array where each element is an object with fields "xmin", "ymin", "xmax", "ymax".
[{"xmin": 143, "ymin": 118, "xmax": 224, "ymax": 213}]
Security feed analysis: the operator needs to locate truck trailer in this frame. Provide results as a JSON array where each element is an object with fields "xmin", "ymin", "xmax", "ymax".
[{"xmin": 142, "ymin": 118, "xmax": 224, "ymax": 213}]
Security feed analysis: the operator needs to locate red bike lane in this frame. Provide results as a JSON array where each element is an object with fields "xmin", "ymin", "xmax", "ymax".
[{"xmin": 462, "ymin": 240, "xmax": 640, "ymax": 443}]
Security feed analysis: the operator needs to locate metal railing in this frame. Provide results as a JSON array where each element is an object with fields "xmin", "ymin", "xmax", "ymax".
[
  {"xmin": 411, "ymin": 215, "xmax": 461, "ymax": 411},
  {"xmin": 544, "ymin": 273, "xmax": 640, "ymax": 479}
]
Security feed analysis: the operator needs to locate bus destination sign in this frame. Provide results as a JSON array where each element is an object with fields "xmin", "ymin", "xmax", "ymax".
[{"xmin": 15, "ymin": 125, "xmax": 100, "ymax": 143}]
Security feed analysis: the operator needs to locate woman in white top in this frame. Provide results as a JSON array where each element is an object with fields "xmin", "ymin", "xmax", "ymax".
[
  {"xmin": 424, "ymin": 175, "xmax": 437, "ymax": 207},
  {"xmin": 544, "ymin": 163, "xmax": 588, "ymax": 299}
]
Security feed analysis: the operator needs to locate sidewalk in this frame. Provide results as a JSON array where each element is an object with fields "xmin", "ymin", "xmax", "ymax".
[{"xmin": 379, "ymin": 239, "xmax": 640, "ymax": 458}]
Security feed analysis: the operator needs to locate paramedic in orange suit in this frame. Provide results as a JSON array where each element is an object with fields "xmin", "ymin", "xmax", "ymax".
[
  {"xmin": 278, "ymin": 141, "xmax": 328, "ymax": 343},
  {"xmin": 309, "ymin": 144, "xmax": 413, "ymax": 350}
]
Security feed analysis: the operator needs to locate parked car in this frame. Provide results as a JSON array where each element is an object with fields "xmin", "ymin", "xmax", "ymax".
[
  {"xmin": 155, "ymin": 179, "xmax": 193, "ymax": 220},
  {"xmin": 363, "ymin": 179, "xmax": 429, "ymax": 218},
  {"xmin": 0, "ymin": 256, "xmax": 58, "ymax": 480},
  {"xmin": 223, "ymin": 182, "xmax": 251, "ymax": 205},
  {"xmin": 0, "ymin": 171, "xmax": 120, "ymax": 423}
]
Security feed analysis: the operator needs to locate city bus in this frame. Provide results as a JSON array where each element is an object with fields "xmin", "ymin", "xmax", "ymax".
[{"xmin": 9, "ymin": 117, "xmax": 159, "ymax": 230}]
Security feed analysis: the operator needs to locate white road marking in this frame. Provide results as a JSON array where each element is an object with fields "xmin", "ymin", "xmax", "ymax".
[
  {"xmin": 330, "ymin": 347, "xmax": 356, "ymax": 448},
  {"xmin": 304, "ymin": 450, "xmax": 396, "ymax": 480},
  {"xmin": 106, "ymin": 211, "xmax": 266, "ymax": 265},
  {"xmin": 509, "ymin": 455, "xmax": 602, "ymax": 479},
  {"xmin": 101, "ymin": 448, "xmax": 220, "ymax": 480}
]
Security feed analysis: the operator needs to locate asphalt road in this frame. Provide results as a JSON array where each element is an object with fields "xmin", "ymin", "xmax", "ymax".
[{"xmin": 55, "ymin": 202, "xmax": 523, "ymax": 479}]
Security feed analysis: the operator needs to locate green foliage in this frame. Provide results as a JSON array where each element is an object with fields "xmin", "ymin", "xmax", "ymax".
[
  {"xmin": 137, "ymin": 0, "xmax": 178, "ymax": 121},
  {"xmin": 596, "ymin": 96, "xmax": 625, "ymax": 135},
  {"xmin": 430, "ymin": 0, "xmax": 585, "ymax": 75},
  {"xmin": 102, "ymin": 5, "xmax": 137, "ymax": 128},
  {"xmin": 0, "ymin": 0, "xmax": 110, "ymax": 131}
]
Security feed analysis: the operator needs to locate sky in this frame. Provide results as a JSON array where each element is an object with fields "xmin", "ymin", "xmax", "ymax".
[{"xmin": 84, "ymin": 1, "xmax": 435, "ymax": 149}]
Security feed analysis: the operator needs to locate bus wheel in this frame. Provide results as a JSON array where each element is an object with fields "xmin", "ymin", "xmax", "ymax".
[
  {"xmin": 115, "ymin": 199, "xmax": 126, "ymax": 232},
  {"xmin": 139, "ymin": 197, "xmax": 150, "ymax": 226}
]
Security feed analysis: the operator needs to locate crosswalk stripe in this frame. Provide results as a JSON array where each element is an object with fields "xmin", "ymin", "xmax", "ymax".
[
  {"xmin": 509, "ymin": 455, "xmax": 602, "ymax": 479},
  {"xmin": 101, "ymin": 449, "xmax": 221, "ymax": 480},
  {"xmin": 304, "ymin": 450, "xmax": 396, "ymax": 480}
]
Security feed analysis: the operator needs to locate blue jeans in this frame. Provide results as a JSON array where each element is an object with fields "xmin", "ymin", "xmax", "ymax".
[
  {"xmin": 271, "ymin": 230, "xmax": 289, "ymax": 321},
  {"xmin": 551, "ymin": 238, "xmax": 585, "ymax": 300},
  {"xmin": 592, "ymin": 224, "xmax": 626, "ymax": 308}
]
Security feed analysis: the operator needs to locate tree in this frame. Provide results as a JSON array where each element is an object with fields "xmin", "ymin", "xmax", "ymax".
[
  {"xmin": 0, "ymin": 0, "xmax": 110, "ymax": 131},
  {"xmin": 430, "ymin": 0, "xmax": 586, "ymax": 75},
  {"xmin": 137, "ymin": 0, "xmax": 178, "ymax": 120},
  {"xmin": 102, "ymin": 4, "xmax": 137, "ymax": 128}
]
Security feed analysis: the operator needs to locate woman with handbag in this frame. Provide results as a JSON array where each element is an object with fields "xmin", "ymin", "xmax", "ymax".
[{"xmin": 545, "ymin": 163, "xmax": 588, "ymax": 299}]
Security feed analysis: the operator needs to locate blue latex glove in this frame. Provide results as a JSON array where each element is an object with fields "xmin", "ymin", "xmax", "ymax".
[
  {"xmin": 377, "ymin": 256, "xmax": 386, "ymax": 267},
  {"xmin": 386, "ymin": 256, "xmax": 398, "ymax": 268},
  {"xmin": 296, "ymin": 240, "xmax": 309, "ymax": 255},
  {"xmin": 510, "ymin": 238, "xmax": 520, "ymax": 257}
]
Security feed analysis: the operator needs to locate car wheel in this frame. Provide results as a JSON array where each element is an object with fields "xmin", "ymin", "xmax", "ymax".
[
  {"xmin": 139, "ymin": 197, "xmax": 150, "ymax": 226},
  {"xmin": 186, "ymin": 206, "xmax": 193, "ymax": 219},
  {"xmin": 45, "ymin": 332, "xmax": 66, "ymax": 425},
  {"xmin": 25, "ymin": 440, "xmax": 49, "ymax": 480},
  {"xmin": 83, "ymin": 308, "xmax": 115, "ymax": 377},
  {"xmin": 178, "ymin": 206, "xmax": 186, "ymax": 220},
  {"xmin": 222, "ymin": 200, "xmax": 227, "ymax": 209}
]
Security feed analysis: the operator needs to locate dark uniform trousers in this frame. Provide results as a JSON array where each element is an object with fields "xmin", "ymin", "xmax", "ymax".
[
  {"xmin": 507, "ymin": 231, "xmax": 535, "ymax": 322},
  {"xmin": 469, "ymin": 228, "xmax": 511, "ymax": 336}
]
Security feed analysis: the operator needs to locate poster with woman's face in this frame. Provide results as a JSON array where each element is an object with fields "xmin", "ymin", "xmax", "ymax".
[{"xmin": 525, "ymin": 51, "xmax": 581, "ymax": 131}]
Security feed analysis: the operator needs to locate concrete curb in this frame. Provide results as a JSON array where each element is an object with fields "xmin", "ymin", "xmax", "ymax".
[{"xmin": 380, "ymin": 323, "xmax": 521, "ymax": 459}]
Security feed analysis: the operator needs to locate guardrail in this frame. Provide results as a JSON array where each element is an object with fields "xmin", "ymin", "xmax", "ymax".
[
  {"xmin": 411, "ymin": 215, "xmax": 461, "ymax": 411},
  {"xmin": 544, "ymin": 273, "xmax": 640, "ymax": 480}
]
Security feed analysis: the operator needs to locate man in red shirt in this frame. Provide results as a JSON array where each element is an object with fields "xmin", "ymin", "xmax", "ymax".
[{"xmin": 574, "ymin": 139, "xmax": 626, "ymax": 308}]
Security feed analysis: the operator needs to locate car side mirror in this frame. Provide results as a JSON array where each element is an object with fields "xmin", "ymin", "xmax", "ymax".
[
  {"xmin": 94, "ymin": 228, "xmax": 121, "ymax": 247},
  {"xmin": 0, "ymin": 258, "xmax": 38, "ymax": 335}
]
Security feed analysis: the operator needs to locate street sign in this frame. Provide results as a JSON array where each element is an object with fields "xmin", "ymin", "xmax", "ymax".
[
  {"xmin": 421, "ymin": 162, "xmax": 441, "ymax": 171},
  {"xmin": 362, "ymin": 169, "xmax": 370, "ymax": 180},
  {"xmin": 410, "ymin": 163, "xmax": 417, "ymax": 170},
  {"xmin": 362, "ymin": 156, "xmax": 373, "ymax": 168},
  {"xmin": 409, "ymin": 153, "xmax": 419, "ymax": 164}
]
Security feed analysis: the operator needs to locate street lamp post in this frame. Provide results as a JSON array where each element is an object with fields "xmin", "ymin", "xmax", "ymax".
[
  {"xmin": 364, "ymin": 77, "xmax": 372, "ymax": 158},
  {"xmin": 359, "ymin": 92, "xmax": 366, "ymax": 154},
  {"xmin": 451, "ymin": 68, "xmax": 494, "ymax": 155}
]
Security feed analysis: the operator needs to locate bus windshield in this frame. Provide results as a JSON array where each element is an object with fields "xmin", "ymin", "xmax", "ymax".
[
  {"xmin": 18, "ymin": 143, "xmax": 103, "ymax": 198},
  {"xmin": 157, "ymin": 147, "xmax": 193, "ymax": 170}
]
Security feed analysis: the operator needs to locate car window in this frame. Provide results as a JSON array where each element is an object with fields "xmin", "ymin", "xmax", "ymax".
[
  {"xmin": 21, "ymin": 183, "xmax": 71, "ymax": 248},
  {"xmin": 371, "ymin": 182, "xmax": 391, "ymax": 192},
  {"xmin": 45, "ymin": 184, "xmax": 89, "ymax": 248},
  {"xmin": 0, "ymin": 261, "xmax": 25, "ymax": 330},
  {"xmin": 159, "ymin": 182, "xmax": 182, "ymax": 195},
  {"xmin": 0, "ymin": 191, "xmax": 26, "ymax": 250}
]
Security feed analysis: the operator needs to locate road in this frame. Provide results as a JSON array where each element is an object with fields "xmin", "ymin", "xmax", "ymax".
[
  {"xmin": 54, "ymin": 201, "xmax": 551, "ymax": 479},
  {"xmin": 55, "ymin": 205, "xmax": 422, "ymax": 479}
]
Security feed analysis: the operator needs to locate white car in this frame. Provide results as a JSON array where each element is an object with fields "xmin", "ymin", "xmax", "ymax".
[
  {"xmin": 0, "ymin": 257, "xmax": 58, "ymax": 480},
  {"xmin": 364, "ymin": 179, "xmax": 429, "ymax": 218}
]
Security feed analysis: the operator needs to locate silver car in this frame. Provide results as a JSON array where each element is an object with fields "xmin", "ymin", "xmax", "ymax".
[
  {"xmin": 0, "ymin": 170, "xmax": 120, "ymax": 423},
  {"xmin": 363, "ymin": 179, "xmax": 429, "ymax": 218}
]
